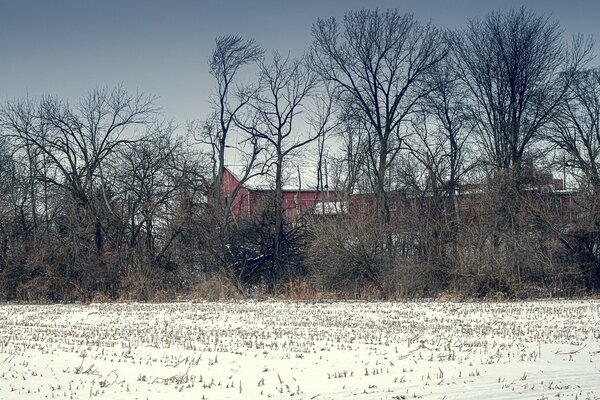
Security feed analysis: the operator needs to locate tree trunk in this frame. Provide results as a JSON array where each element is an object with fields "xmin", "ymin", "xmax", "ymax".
[{"xmin": 274, "ymin": 151, "xmax": 284, "ymax": 285}]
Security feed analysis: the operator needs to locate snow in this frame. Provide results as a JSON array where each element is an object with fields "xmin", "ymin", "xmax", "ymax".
[{"xmin": 0, "ymin": 300, "xmax": 599, "ymax": 399}]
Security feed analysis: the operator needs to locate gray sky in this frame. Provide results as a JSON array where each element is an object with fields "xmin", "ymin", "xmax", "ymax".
[{"xmin": 1, "ymin": 0, "xmax": 598, "ymax": 127}]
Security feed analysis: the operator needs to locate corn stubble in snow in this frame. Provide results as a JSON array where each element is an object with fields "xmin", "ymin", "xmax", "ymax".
[{"xmin": 0, "ymin": 301, "xmax": 599, "ymax": 399}]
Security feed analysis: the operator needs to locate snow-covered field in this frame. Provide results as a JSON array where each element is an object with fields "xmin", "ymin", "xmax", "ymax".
[{"xmin": 0, "ymin": 301, "xmax": 599, "ymax": 399}]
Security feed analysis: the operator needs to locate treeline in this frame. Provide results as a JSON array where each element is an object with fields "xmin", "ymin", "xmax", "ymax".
[{"xmin": 0, "ymin": 7, "xmax": 599, "ymax": 301}]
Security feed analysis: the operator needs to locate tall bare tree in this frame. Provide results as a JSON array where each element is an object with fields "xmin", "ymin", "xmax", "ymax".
[
  {"xmin": 237, "ymin": 52, "xmax": 322, "ymax": 282},
  {"xmin": 453, "ymin": 7, "xmax": 592, "ymax": 178},
  {"xmin": 452, "ymin": 8, "xmax": 592, "ymax": 288},
  {"xmin": 312, "ymin": 9, "xmax": 446, "ymax": 223},
  {"xmin": 549, "ymin": 67, "xmax": 600, "ymax": 289},
  {"xmin": 207, "ymin": 35, "xmax": 263, "ymax": 212},
  {"xmin": 0, "ymin": 86, "xmax": 156, "ymax": 273},
  {"xmin": 403, "ymin": 52, "xmax": 476, "ymax": 267},
  {"xmin": 423, "ymin": 53, "xmax": 475, "ymax": 208},
  {"xmin": 550, "ymin": 67, "xmax": 600, "ymax": 191}
]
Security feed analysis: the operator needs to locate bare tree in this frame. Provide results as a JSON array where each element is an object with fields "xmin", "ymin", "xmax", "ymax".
[
  {"xmin": 401, "ymin": 53, "xmax": 476, "ymax": 277},
  {"xmin": 0, "ymin": 86, "xmax": 156, "ymax": 292},
  {"xmin": 237, "ymin": 52, "xmax": 322, "ymax": 283},
  {"xmin": 111, "ymin": 122, "xmax": 212, "ymax": 297},
  {"xmin": 207, "ymin": 35, "xmax": 263, "ymax": 212},
  {"xmin": 423, "ymin": 53, "xmax": 475, "ymax": 209},
  {"xmin": 452, "ymin": 8, "xmax": 592, "ymax": 288},
  {"xmin": 312, "ymin": 9, "xmax": 446, "ymax": 223},
  {"xmin": 549, "ymin": 67, "xmax": 600, "ymax": 290},
  {"xmin": 550, "ymin": 67, "xmax": 600, "ymax": 191},
  {"xmin": 1, "ymin": 87, "xmax": 155, "ymax": 210},
  {"xmin": 453, "ymin": 7, "xmax": 592, "ymax": 178}
]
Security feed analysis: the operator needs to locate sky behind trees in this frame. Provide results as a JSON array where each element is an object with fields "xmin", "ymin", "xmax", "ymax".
[{"xmin": 1, "ymin": 0, "xmax": 598, "ymax": 125}]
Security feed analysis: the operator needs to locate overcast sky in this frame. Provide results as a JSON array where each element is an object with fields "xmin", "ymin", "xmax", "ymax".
[{"xmin": 1, "ymin": 0, "xmax": 599, "ymax": 127}]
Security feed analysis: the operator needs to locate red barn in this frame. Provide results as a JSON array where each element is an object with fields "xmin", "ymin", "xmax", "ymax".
[{"xmin": 220, "ymin": 167, "xmax": 346, "ymax": 222}]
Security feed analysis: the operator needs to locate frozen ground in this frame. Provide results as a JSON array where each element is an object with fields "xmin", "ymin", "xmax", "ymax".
[{"xmin": 0, "ymin": 300, "xmax": 599, "ymax": 399}]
